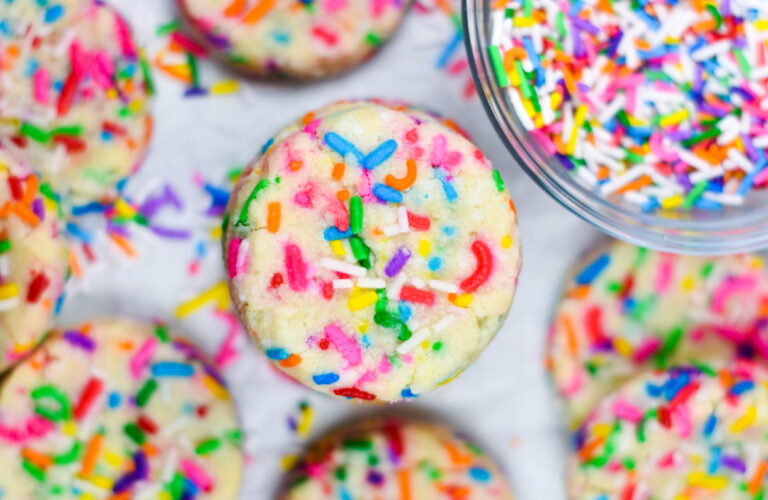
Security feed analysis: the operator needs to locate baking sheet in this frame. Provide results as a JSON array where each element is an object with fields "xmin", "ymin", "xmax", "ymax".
[{"xmin": 59, "ymin": 2, "xmax": 607, "ymax": 498}]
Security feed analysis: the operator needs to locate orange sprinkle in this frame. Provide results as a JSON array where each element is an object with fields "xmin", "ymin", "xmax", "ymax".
[
  {"xmin": 142, "ymin": 442, "xmax": 159, "ymax": 457},
  {"xmin": 332, "ymin": 163, "xmax": 345, "ymax": 180},
  {"xmin": 578, "ymin": 435, "xmax": 606, "ymax": 461},
  {"xmin": 336, "ymin": 189, "xmax": 349, "ymax": 201},
  {"xmin": 280, "ymin": 354, "xmax": 302, "ymax": 368},
  {"xmin": 562, "ymin": 315, "xmax": 579, "ymax": 355},
  {"xmin": 68, "ymin": 245, "xmax": 83, "ymax": 279},
  {"xmin": 117, "ymin": 340, "xmax": 135, "ymax": 350},
  {"xmin": 109, "ymin": 233, "xmax": 137, "ymax": 258},
  {"xmin": 107, "ymin": 493, "xmax": 130, "ymax": 500},
  {"xmin": 567, "ymin": 285, "xmax": 590, "ymax": 300},
  {"xmin": 616, "ymin": 175, "xmax": 652, "ymax": 194},
  {"xmin": 11, "ymin": 202, "xmax": 40, "ymax": 226},
  {"xmin": 302, "ymin": 112, "xmax": 316, "ymax": 126},
  {"xmin": 243, "ymin": 0, "xmax": 276, "ymax": 24},
  {"xmin": 223, "ymin": 0, "xmax": 247, "ymax": 17},
  {"xmin": 398, "ymin": 469, "xmax": 412, "ymax": 500},
  {"xmin": 385, "ymin": 158, "xmax": 417, "ymax": 191},
  {"xmin": 22, "ymin": 448, "xmax": 52, "ymax": 469},
  {"xmin": 22, "ymin": 175, "xmax": 38, "ymax": 206},
  {"xmin": 267, "ymin": 202, "xmax": 281, "ymax": 233},
  {"xmin": 562, "ymin": 68, "xmax": 578, "ymax": 99},
  {"xmin": 80, "ymin": 434, "xmax": 103, "ymax": 478},
  {"xmin": 444, "ymin": 442, "xmax": 473, "ymax": 466},
  {"xmin": 289, "ymin": 160, "xmax": 303, "ymax": 171},
  {"xmin": 749, "ymin": 460, "xmax": 767, "ymax": 495},
  {"xmin": 508, "ymin": 198, "xmax": 517, "ymax": 215}
]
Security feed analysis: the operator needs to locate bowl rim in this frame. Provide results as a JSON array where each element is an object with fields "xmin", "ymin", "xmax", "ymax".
[{"xmin": 462, "ymin": 0, "xmax": 768, "ymax": 255}]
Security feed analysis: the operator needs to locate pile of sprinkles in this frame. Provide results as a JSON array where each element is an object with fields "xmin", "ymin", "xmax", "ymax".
[
  {"xmin": 0, "ymin": 0, "xmax": 154, "ymax": 206},
  {"xmin": 0, "ymin": 318, "xmax": 243, "ymax": 500},
  {"xmin": 280, "ymin": 418, "xmax": 515, "ymax": 500},
  {"xmin": 547, "ymin": 239, "xmax": 768, "ymax": 427},
  {"xmin": 570, "ymin": 359, "xmax": 768, "ymax": 500},
  {"xmin": 489, "ymin": 0, "xmax": 768, "ymax": 212},
  {"xmin": 224, "ymin": 101, "xmax": 521, "ymax": 402},
  {"xmin": 0, "ymin": 159, "xmax": 68, "ymax": 372}
]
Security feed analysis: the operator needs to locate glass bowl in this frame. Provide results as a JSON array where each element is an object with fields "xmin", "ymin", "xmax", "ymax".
[{"xmin": 463, "ymin": 0, "xmax": 768, "ymax": 255}]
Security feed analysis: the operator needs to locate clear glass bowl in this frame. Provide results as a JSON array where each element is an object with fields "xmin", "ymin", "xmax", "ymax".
[{"xmin": 463, "ymin": 0, "xmax": 768, "ymax": 255}]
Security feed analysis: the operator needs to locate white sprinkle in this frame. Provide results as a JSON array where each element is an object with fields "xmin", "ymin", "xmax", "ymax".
[
  {"xmin": 599, "ymin": 165, "xmax": 648, "ymax": 196},
  {"xmin": 689, "ymin": 168, "xmax": 725, "ymax": 184},
  {"xmin": 702, "ymin": 191, "xmax": 745, "ymax": 206},
  {"xmin": 432, "ymin": 315, "xmax": 456, "ymax": 333},
  {"xmin": 161, "ymin": 448, "xmax": 179, "ymax": 482},
  {"xmin": 428, "ymin": 280, "xmax": 460, "ymax": 294},
  {"xmin": 332, "ymin": 279, "xmax": 353, "ymax": 289},
  {"xmin": 160, "ymin": 415, "xmax": 191, "ymax": 438},
  {"xmin": 136, "ymin": 484, "xmax": 163, "ymax": 500},
  {"xmin": 396, "ymin": 327, "xmax": 433, "ymax": 355},
  {"xmin": 752, "ymin": 135, "xmax": 768, "ymax": 149},
  {"xmin": 319, "ymin": 258, "xmax": 367, "ymax": 277},
  {"xmin": 508, "ymin": 88, "xmax": 535, "ymax": 131},
  {"xmin": 623, "ymin": 191, "xmax": 649, "ymax": 205},
  {"xmin": 357, "ymin": 278, "xmax": 386, "ymax": 289},
  {"xmin": 577, "ymin": 166, "xmax": 598, "ymax": 187},
  {"xmin": 598, "ymin": 95, "xmax": 626, "ymax": 124},
  {"xmin": 383, "ymin": 224, "xmax": 400, "ymax": 237},
  {"xmin": 0, "ymin": 298, "xmax": 19, "ymax": 312},
  {"xmin": 411, "ymin": 277, "xmax": 427, "ymax": 289},
  {"xmin": 387, "ymin": 273, "xmax": 408, "ymax": 300},
  {"xmin": 692, "ymin": 40, "xmax": 732, "ymax": 62},
  {"xmin": 676, "ymin": 148, "xmax": 714, "ymax": 171},
  {"xmin": 727, "ymin": 149, "xmax": 755, "ymax": 173},
  {"xmin": 750, "ymin": 65, "xmax": 768, "ymax": 81},
  {"xmin": 397, "ymin": 206, "xmax": 409, "ymax": 233}
]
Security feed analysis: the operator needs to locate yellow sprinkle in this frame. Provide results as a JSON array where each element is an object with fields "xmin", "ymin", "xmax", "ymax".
[
  {"xmin": 209, "ymin": 226, "xmax": 222, "ymax": 240},
  {"xmin": 281, "ymin": 454, "xmax": 298, "ymax": 471},
  {"xmin": 103, "ymin": 450, "xmax": 122, "ymax": 468},
  {"xmin": 210, "ymin": 80, "xmax": 240, "ymax": 95},
  {"xmin": 501, "ymin": 235, "xmax": 513, "ymax": 249},
  {"xmin": 674, "ymin": 495, "xmax": 690, "ymax": 500},
  {"xmin": 453, "ymin": 294, "xmax": 473, "ymax": 308},
  {"xmin": 296, "ymin": 406, "xmax": 314, "ymax": 437},
  {"xmin": 348, "ymin": 291, "xmax": 378, "ymax": 311},
  {"xmin": 687, "ymin": 472, "xmax": 728, "ymax": 490},
  {"xmin": 659, "ymin": 108, "xmax": 689, "ymax": 127},
  {"xmin": 513, "ymin": 16, "xmax": 535, "ymax": 27},
  {"xmin": 566, "ymin": 105, "xmax": 588, "ymax": 156},
  {"xmin": 534, "ymin": 115, "xmax": 544, "ymax": 129},
  {"xmin": 508, "ymin": 66, "xmax": 520, "ymax": 86},
  {"xmin": 90, "ymin": 476, "xmax": 113, "ymax": 489},
  {"xmin": 13, "ymin": 341, "xmax": 34, "ymax": 354},
  {"xmin": 751, "ymin": 257, "xmax": 764, "ymax": 270},
  {"xmin": 114, "ymin": 199, "xmax": 136, "ymax": 218},
  {"xmin": 128, "ymin": 100, "xmax": 144, "ymax": 113},
  {"xmin": 357, "ymin": 321, "xmax": 368, "ymax": 333},
  {"xmin": 437, "ymin": 368, "xmax": 464, "ymax": 386},
  {"xmin": 551, "ymin": 92, "xmax": 563, "ymax": 111},
  {"xmin": 0, "ymin": 283, "xmax": 19, "ymax": 300},
  {"xmin": 106, "ymin": 89, "xmax": 118, "ymax": 100},
  {"xmin": 62, "ymin": 421, "xmax": 77, "ymax": 437},
  {"xmin": 755, "ymin": 19, "xmax": 768, "ymax": 30},
  {"xmin": 592, "ymin": 423, "xmax": 612, "ymax": 438},
  {"xmin": 418, "ymin": 239, "xmax": 430, "ymax": 257},
  {"xmin": 203, "ymin": 374, "xmax": 230, "ymax": 400},
  {"xmin": 613, "ymin": 337, "xmax": 633, "ymax": 358},
  {"xmin": 730, "ymin": 404, "xmax": 756, "ymax": 433},
  {"xmin": 522, "ymin": 98, "xmax": 537, "ymax": 118},
  {"xmin": 330, "ymin": 240, "xmax": 346, "ymax": 256},
  {"xmin": 159, "ymin": 492, "xmax": 172, "ymax": 500},
  {"xmin": 661, "ymin": 194, "xmax": 683, "ymax": 210},
  {"xmin": 79, "ymin": 494, "xmax": 95, "ymax": 500},
  {"xmin": 681, "ymin": 275, "xmax": 694, "ymax": 291},
  {"xmin": 175, "ymin": 282, "xmax": 230, "ymax": 318}
]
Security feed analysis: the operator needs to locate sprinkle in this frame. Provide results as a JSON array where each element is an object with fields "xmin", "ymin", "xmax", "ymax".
[
  {"xmin": 320, "ymin": 258, "xmax": 367, "ymax": 277},
  {"xmin": 312, "ymin": 373, "xmax": 340, "ymax": 385},
  {"xmin": 150, "ymin": 362, "xmax": 194, "ymax": 377}
]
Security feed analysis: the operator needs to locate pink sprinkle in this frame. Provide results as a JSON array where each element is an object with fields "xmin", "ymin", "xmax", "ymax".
[
  {"xmin": 303, "ymin": 119, "xmax": 321, "ymax": 138},
  {"xmin": 323, "ymin": 0, "xmax": 347, "ymax": 13},
  {"xmin": 170, "ymin": 32, "xmax": 208, "ymax": 58},
  {"xmin": 325, "ymin": 324, "xmax": 361, "ymax": 366},
  {"xmin": 358, "ymin": 170, "xmax": 374, "ymax": 203},
  {"xmin": 324, "ymin": 193, "xmax": 349, "ymax": 232},
  {"xmin": 356, "ymin": 370, "xmax": 377, "ymax": 384},
  {"xmin": 672, "ymin": 405, "xmax": 692, "ymax": 438},
  {"xmin": 371, "ymin": 0, "xmax": 387, "ymax": 16},
  {"xmin": 649, "ymin": 133, "xmax": 678, "ymax": 162},
  {"xmin": 430, "ymin": 135, "xmax": 448, "ymax": 167},
  {"xmin": 227, "ymin": 238, "xmax": 241, "ymax": 278},
  {"xmin": 633, "ymin": 338, "xmax": 661, "ymax": 363},
  {"xmin": 657, "ymin": 450, "xmax": 681, "ymax": 468},
  {"xmin": 284, "ymin": 244, "xmax": 308, "ymax": 291},
  {"xmin": 235, "ymin": 240, "xmax": 249, "ymax": 276},
  {"xmin": 561, "ymin": 371, "xmax": 585, "ymax": 397},
  {"xmin": 378, "ymin": 355, "xmax": 391, "ymax": 374},
  {"xmin": 611, "ymin": 398, "xmax": 643, "ymax": 422},
  {"xmin": 33, "ymin": 69, "xmax": 49, "ymax": 104},
  {"xmin": 130, "ymin": 338, "xmax": 157, "ymax": 379},
  {"xmin": 711, "ymin": 276, "xmax": 757, "ymax": 313},
  {"xmin": 654, "ymin": 256, "xmax": 673, "ymax": 293},
  {"xmin": 114, "ymin": 15, "xmax": 138, "ymax": 59},
  {"xmin": 0, "ymin": 417, "xmax": 54, "ymax": 444},
  {"xmin": 180, "ymin": 459, "xmax": 213, "ymax": 492},
  {"xmin": 214, "ymin": 310, "xmax": 243, "ymax": 368}
]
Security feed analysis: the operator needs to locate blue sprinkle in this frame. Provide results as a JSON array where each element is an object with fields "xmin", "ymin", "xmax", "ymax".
[
  {"xmin": 44, "ymin": 5, "xmax": 65, "ymax": 23},
  {"xmin": 361, "ymin": 140, "xmax": 397, "ymax": 170},
  {"xmin": 324, "ymin": 133, "xmax": 364, "ymax": 162},
  {"xmin": 645, "ymin": 382, "xmax": 663, "ymax": 398},
  {"xmin": 641, "ymin": 196, "xmax": 660, "ymax": 213},
  {"xmin": 707, "ymin": 447, "xmax": 721, "ymax": 475},
  {"xmin": 54, "ymin": 293, "xmax": 65, "ymax": 315},
  {"xmin": 428, "ymin": 257, "xmax": 442, "ymax": 271},
  {"xmin": 398, "ymin": 303, "xmax": 412, "ymax": 321},
  {"xmin": 312, "ymin": 373, "xmax": 339, "ymax": 385},
  {"xmin": 401, "ymin": 388, "xmax": 417, "ymax": 398},
  {"xmin": 372, "ymin": 183, "xmax": 403, "ymax": 203},
  {"xmin": 469, "ymin": 467, "xmax": 491, "ymax": 482},
  {"xmin": 205, "ymin": 184, "xmax": 230, "ymax": 207},
  {"xmin": 260, "ymin": 138, "xmax": 274, "ymax": 155},
  {"xmin": 70, "ymin": 202, "xmax": 106, "ymax": 216},
  {"xmin": 437, "ymin": 31, "xmax": 462, "ymax": 69},
  {"xmin": 663, "ymin": 373, "xmax": 689, "ymax": 401},
  {"xmin": 575, "ymin": 254, "xmax": 610, "ymax": 285},
  {"xmin": 361, "ymin": 335, "xmax": 371, "ymax": 348},
  {"xmin": 108, "ymin": 392, "xmax": 121, "ymax": 409},
  {"xmin": 703, "ymin": 412, "xmax": 717, "ymax": 438},
  {"xmin": 271, "ymin": 31, "xmax": 291, "ymax": 44},
  {"xmin": 339, "ymin": 488, "xmax": 353, "ymax": 500},
  {"xmin": 324, "ymin": 226, "xmax": 353, "ymax": 241},
  {"xmin": 730, "ymin": 380, "xmax": 754, "ymax": 395},
  {"xmin": 265, "ymin": 348, "xmax": 289, "ymax": 360},
  {"xmin": 66, "ymin": 222, "xmax": 94, "ymax": 244},
  {"xmin": 151, "ymin": 362, "xmax": 194, "ymax": 377},
  {"xmin": 101, "ymin": 131, "xmax": 114, "ymax": 141},
  {"xmin": 434, "ymin": 169, "xmax": 458, "ymax": 201},
  {"xmin": 443, "ymin": 226, "xmax": 456, "ymax": 236}
]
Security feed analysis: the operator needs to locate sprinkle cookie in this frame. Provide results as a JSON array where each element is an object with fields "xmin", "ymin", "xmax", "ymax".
[
  {"xmin": 569, "ymin": 360, "xmax": 768, "ymax": 500},
  {"xmin": 177, "ymin": 0, "xmax": 410, "ymax": 79},
  {"xmin": 0, "ymin": 0, "xmax": 154, "ymax": 206},
  {"xmin": 0, "ymin": 154, "xmax": 67, "ymax": 373},
  {"xmin": 224, "ymin": 101, "xmax": 521, "ymax": 402},
  {"xmin": 0, "ymin": 318, "xmax": 243, "ymax": 500},
  {"xmin": 281, "ymin": 418, "xmax": 515, "ymax": 499},
  {"xmin": 547, "ymin": 239, "xmax": 768, "ymax": 427}
]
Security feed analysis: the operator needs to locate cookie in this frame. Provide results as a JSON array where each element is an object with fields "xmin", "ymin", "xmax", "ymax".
[
  {"xmin": 0, "ymin": 318, "xmax": 243, "ymax": 500},
  {"xmin": 281, "ymin": 418, "xmax": 515, "ymax": 499},
  {"xmin": 224, "ymin": 101, "xmax": 521, "ymax": 402},
  {"xmin": 0, "ymin": 0, "xmax": 153, "ymax": 206},
  {"xmin": 547, "ymin": 239, "xmax": 768, "ymax": 426},
  {"xmin": 0, "ymin": 154, "xmax": 67, "ymax": 373},
  {"xmin": 569, "ymin": 360, "xmax": 768, "ymax": 500},
  {"xmin": 177, "ymin": 0, "xmax": 409, "ymax": 79}
]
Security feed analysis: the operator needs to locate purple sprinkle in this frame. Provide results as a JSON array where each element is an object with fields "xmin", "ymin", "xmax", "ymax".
[
  {"xmin": 31, "ymin": 198, "xmax": 45, "ymax": 220},
  {"xmin": 698, "ymin": 104, "xmax": 728, "ymax": 118},
  {"xmin": 367, "ymin": 470, "xmax": 385, "ymax": 486},
  {"xmin": 571, "ymin": 17, "xmax": 600, "ymax": 36},
  {"xmin": 720, "ymin": 455, "xmax": 747, "ymax": 474},
  {"xmin": 742, "ymin": 134, "xmax": 759, "ymax": 162},
  {"xmin": 150, "ymin": 226, "xmax": 191, "ymax": 239},
  {"xmin": 184, "ymin": 87, "xmax": 208, "ymax": 98},
  {"xmin": 384, "ymin": 247, "xmax": 411, "ymax": 277},
  {"xmin": 106, "ymin": 222, "xmax": 130, "ymax": 237},
  {"xmin": 63, "ymin": 331, "xmax": 96, "ymax": 352}
]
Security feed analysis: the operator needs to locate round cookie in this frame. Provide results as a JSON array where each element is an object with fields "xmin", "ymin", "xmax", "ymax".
[
  {"xmin": 569, "ymin": 360, "xmax": 768, "ymax": 500},
  {"xmin": 0, "ymin": 318, "xmax": 242, "ymax": 500},
  {"xmin": 0, "ymin": 0, "xmax": 153, "ymax": 206},
  {"xmin": 0, "ymin": 155, "xmax": 67, "ymax": 373},
  {"xmin": 547, "ymin": 239, "xmax": 768, "ymax": 427},
  {"xmin": 281, "ymin": 418, "xmax": 515, "ymax": 499},
  {"xmin": 177, "ymin": 0, "xmax": 410, "ymax": 79},
  {"xmin": 224, "ymin": 101, "xmax": 521, "ymax": 402}
]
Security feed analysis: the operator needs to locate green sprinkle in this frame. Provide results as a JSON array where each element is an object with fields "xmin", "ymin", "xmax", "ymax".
[
  {"xmin": 343, "ymin": 438, "xmax": 373, "ymax": 451},
  {"xmin": 226, "ymin": 429, "xmax": 243, "ymax": 443},
  {"xmin": 22, "ymin": 460, "xmax": 46, "ymax": 482},
  {"xmin": 156, "ymin": 21, "xmax": 180, "ymax": 36},
  {"xmin": 681, "ymin": 128, "xmax": 719, "ymax": 148},
  {"xmin": 734, "ymin": 48, "xmax": 751, "ymax": 80},
  {"xmin": 124, "ymin": 422, "xmax": 146, "ymax": 445},
  {"xmin": 20, "ymin": 122, "xmax": 50, "ymax": 143},
  {"xmin": 335, "ymin": 466, "xmax": 347, "ymax": 481},
  {"xmin": 705, "ymin": 3, "xmax": 722, "ymax": 29},
  {"xmin": 31, "ymin": 385, "xmax": 72, "ymax": 422},
  {"xmin": 54, "ymin": 442, "xmax": 82, "ymax": 465},
  {"xmin": 140, "ymin": 56, "xmax": 156, "ymax": 96},
  {"xmin": 236, "ymin": 179, "xmax": 270, "ymax": 226},
  {"xmin": 514, "ymin": 60, "xmax": 531, "ymax": 99},
  {"xmin": 50, "ymin": 125, "xmax": 83, "ymax": 136},
  {"xmin": 432, "ymin": 341, "xmax": 443, "ymax": 351},
  {"xmin": 195, "ymin": 438, "xmax": 221, "ymax": 455},
  {"xmin": 488, "ymin": 45, "xmax": 510, "ymax": 87},
  {"xmin": 701, "ymin": 261, "xmax": 714, "ymax": 278},
  {"xmin": 0, "ymin": 240, "xmax": 11, "ymax": 253},
  {"xmin": 135, "ymin": 379, "xmax": 157, "ymax": 408},
  {"xmin": 365, "ymin": 31, "xmax": 383, "ymax": 46},
  {"xmin": 169, "ymin": 472, "xmax": 186, "ymax": 499},
  {"xmin": 349, "ymin": 196, "xmax": 363, "ymax": 234},
  {"xmin": 349, "ymin": 236, "xmax": 371, "ymax": 269},
  {"xmin": 492, "ymin": 169, "xmax": 506, "ymax": 192},
  {"xmin": 154, "ymin": 324, "xmax": 170, "ymax": 343},
  {"xmin": 556, "ymin": 11, "xmax": 566, "ymax": 38},
  {"xmin": 187, "ymin": 52, "xmax": 200, "ymax": 88},
  {"xmin": 683, "ymin": 181, "xmax": 708, "ymax": 210}
]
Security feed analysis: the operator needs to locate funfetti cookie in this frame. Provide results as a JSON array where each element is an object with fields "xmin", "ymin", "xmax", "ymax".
[
  {"xmin": 224, "ymin": 101, "xmax": 521, "ymax": 402},
  {"xmin": 569, "ymin": 360, "xmax": 768, "ymax": 500},
  {"xmin": 547, "ymin": 239, "xmax": 768, "ymax": 427},
  {"xmin": 0, "ymin": 153, "xmax": 67, "ymax": 373},
  {"xmin": 0, "ymin": 0, "xmax": 153, "ymax": 206},
  {"xmin": 177, "ymin": 0, "xmax": 409, "ymax": 79},
  {"xmin": 281, "ymin": 418, "xmax": 515, "ymax": 500},
  {"xmin": 0, "ymin": 318, "xmax": 243, "ymax": 500}
]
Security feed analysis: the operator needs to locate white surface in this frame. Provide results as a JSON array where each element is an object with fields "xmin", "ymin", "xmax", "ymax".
[{"xmin": 60, "ymin": 2, "xmax": 605, "ymax": 499}]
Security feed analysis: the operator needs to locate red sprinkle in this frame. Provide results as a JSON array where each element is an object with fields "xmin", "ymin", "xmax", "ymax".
[
  {"xmin": 406, "ymin": 211, "xmax": 431, "ymax": 231},
  {"xmin": 399, "ymin": 285, "xmax": 435, "ymax": 307},
  {"xmin": 270, "ymin": 273, "xmax": 284, "ymax": 289},
  {"xmin": 459, "ymin": 240, "xmax": 493, "ymax": 293},
  {"xmin": 137, "ymin": 415, "xmax": 158, "ymax": 434},
  {"xmin": 57, "ymin": 69, "xmax": 81, "ymax": 117},
  {"xmin": 333, "ymin": 387, "xmax": 376, "ymax": 400},
  {"xmin": 8, "ymin": 176, "xmax": 23, "ymax": 200},
  {"xmin": 73, "ymin": 377, "xmax": 104, "ymax": 421},
  {"xmin": 26, "ymin": 274, "xmax": 50, "ymax": 303}
]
